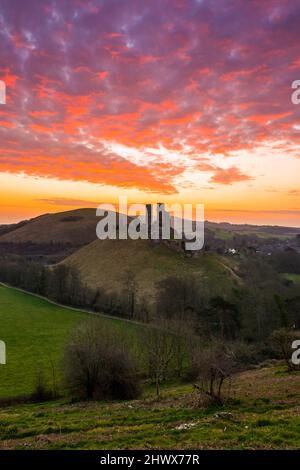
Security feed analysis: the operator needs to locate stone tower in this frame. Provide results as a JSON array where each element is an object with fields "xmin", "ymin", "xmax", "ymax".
[{"xmin": 146, "ymin": 204, "xmax": 152, "ymax": 240}]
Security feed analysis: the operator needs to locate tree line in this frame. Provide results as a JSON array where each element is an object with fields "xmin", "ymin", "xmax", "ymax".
[{"xmin": 1, "ymin": 254, "xmax": 300, "ymax": 345}]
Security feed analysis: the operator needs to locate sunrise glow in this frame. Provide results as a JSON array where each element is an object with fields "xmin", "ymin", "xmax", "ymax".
[{"xmin": 1, "ymin": 0, "xmax": 300, "ymax": 225}]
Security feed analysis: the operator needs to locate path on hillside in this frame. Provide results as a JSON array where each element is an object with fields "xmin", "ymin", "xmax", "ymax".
[
  {"xmin": 217, "ymin": 260, "xmax": 242, "ymax": 284},
  {"xmin": 0, "ymin": 281, "xmax": 148, "ymax": 329}
]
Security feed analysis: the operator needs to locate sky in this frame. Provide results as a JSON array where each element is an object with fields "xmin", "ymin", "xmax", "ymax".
[{"xmin": 0, "ymin": 0, "xmax": 300, "ymax": 226}]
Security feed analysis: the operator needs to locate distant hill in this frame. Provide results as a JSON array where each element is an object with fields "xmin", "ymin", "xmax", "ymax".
[
  {"xmin": 0, "ymin": 207, "xmax": 241, "ymax": 301},
  {"xmin": 0, "ymin": 208, "xmax": 102, "ymax": 260},
  {"xmin": 205, "ymin": 221, "xmax": 300, "ymax": 237},
  {"xmin": 0, "ymin": 208, "xmax": 98, "ymax": 245},
  {"xmin": 0, "ymin": 208, "xmax": 137, "ymax": 261},
  {"xmin": 0, "ymin": 219, "xmax": 29, "ymax": 237},
  {"xmin": 1, "ymin": 206, "xmax": 298, "ymax": 275},
  {"xmin": 1, "ymin": 208, "xmax": 298, "ymax": 249}
]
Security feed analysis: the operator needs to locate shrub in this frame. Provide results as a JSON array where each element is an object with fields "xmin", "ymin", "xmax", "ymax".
[
  {"xmin": 270, "ymin": 328, "xmax": 300, "ymax": 371},
  {"xmin": 190, "ymin": 343, "xmax": 238, "ymax": 405},
  {"xmin": 63, "ymin": 320, "xmax": 141, "ymax": 401},
  {"xmin": 31, "ymin": 369, "xmax": 53, "ymax": 402}
]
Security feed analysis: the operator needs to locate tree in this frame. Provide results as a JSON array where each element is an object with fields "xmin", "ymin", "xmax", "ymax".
[
  {"xmin": 123, "ymin": 270, "xmax": 137, "ymax": 319},
  {"xmin": 274, "ymin": 294, "xmax": 288, "ymax": 328},
  {"xmin": 167, "ymin": 316, "xmax": 195, "ymax": 378},
  {"xmin": 142, "ymin": 320, "xmax": 175, "ymax": 396},
  {"xmin": 204, "ymin": 296, "xmax": 240, "ymax": 340},
  {"xmin": 271, "ymin": 250, "xmax": 300, "ymax": 274},
  {"xmin": 285, "ymin": 296, "xmax": 300, "ymax": 329},
  {"xmin": 270, "ymin": 328, "xmax": 300, "ymax": 371},
  {"xmin": 63, "ymin": 320, "xmax": 141, "ymax": 400},
  {"xmin": 156, "ymin": 275, "xmax": 199, "ymax": 318},
  {"xmin": 31, "ymin": 368, "xmax": 52, "ymax": 402},
  {"xmin": 193, "ymin": 345, "xmax": 237, "ymax": 405}
]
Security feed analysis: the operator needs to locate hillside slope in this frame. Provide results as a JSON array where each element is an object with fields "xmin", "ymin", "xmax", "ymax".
[
  {"xmin": 0, "ymin": 208, "xmax": 105, "ymax": 261},
  {"xmin": 63, "ymin": 238, "xmax": 238, "ymax": 301},
  {"xmin": 0, "ymin": 208, "xmax": 98, "ymax": 246}
]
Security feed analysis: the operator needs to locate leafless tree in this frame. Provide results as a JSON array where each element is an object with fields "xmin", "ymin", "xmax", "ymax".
[
  {"xmin": 142, "ymin": 319, "xmax": 175, "ymax": 397},
  {"xmin": 124, "ymin": 269, "xmax": 137, "ymax": 319},
  {"xmin": 167, "ymin": 316, "xmax": 195, "ymax": 378},
  {"xmin": 192, "ymin": 345, "xmax": 237, "ymax": 405},
  {"xmin": 63, "ymin": 319, "xmax": 141, "ymax": 400},
  {"xmin": 31, "ymin": 368, "xmax": 52, "ymax": 402}
]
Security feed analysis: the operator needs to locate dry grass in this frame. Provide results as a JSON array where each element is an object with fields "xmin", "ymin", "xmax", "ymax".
[
  {"xmin": 1, "ymin": 365, "xmax": 300, "ymax": 449},
  {"xmin": 64, "ymin": 238, "xmax": 234, "ymax": 300}
]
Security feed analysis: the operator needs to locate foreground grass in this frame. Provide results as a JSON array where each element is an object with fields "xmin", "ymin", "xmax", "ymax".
[
  {"xmin": 0, "ymin": 285, "xmax": 139, "ymax": 397},
  {"xmin": 0, "ymin": 365, "xmax": 300, "ymax": 449}
]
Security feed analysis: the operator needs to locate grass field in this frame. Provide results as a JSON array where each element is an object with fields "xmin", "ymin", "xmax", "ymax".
[
  {"xmin": 282, "ymin": 273, "xmax": 300, "ymax": 284},
  {"xmin": 0, "ymin": 365, "xmax": 300, "ymax": 449},
  {"xmin": 0, "ymin": 285, "xmax": 139, "ymax": 398}
]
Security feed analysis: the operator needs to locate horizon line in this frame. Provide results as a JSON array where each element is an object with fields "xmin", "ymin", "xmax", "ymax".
[{"xmin": 1, "ymin": 207, "xmax": 300, "ymax": 230}]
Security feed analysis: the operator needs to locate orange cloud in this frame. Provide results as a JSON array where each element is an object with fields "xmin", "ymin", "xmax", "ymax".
[{"xmin": 210, "ymin": 167, "xmax": 252, "ymax": 185}]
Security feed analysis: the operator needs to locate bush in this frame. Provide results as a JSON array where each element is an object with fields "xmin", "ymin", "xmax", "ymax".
[
  {"xmin": 188, "ymin": 343, "xmax": 238, "ymax": 405},
  {"xmin": 222, "ymin": 340, "xmax": 279, "ymax": 368},
  {"xmin": 270, "ymin": 328, "xmax": 300, "ymax": 371},
  {"xmin": 31, "ymin": 369, "xmax": 53, "ymax": 402},
  {"xmin": 63, "ymin": 320, "xmax": 141, "ymax": 401}
]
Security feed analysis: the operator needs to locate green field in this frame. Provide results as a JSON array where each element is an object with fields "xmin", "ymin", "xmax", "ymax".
[{"xmin": 0, "ymin": 285, "xmax": 138, "ymax": 398}]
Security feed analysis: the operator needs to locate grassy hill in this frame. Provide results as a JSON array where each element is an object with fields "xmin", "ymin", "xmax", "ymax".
[
  {"xmin": 63, "ymin": 239, "xmax": 238, "ymax": 301},
  {"xmin": 1, "ymin": 208, "xmax": 298, "ymax": 248},
  {"xmin": 0, "ymin": 208, "xmax": 99, "ymax": 247},
  {"xmin": 0, "ymin": 364, "xmax": 300, "ymax": 449},
  {"xmin": 0, "ymin": 285, "xmax": 139, "ymax": 398},
  {"xmin": 1, "ymin": 207, "xmax": 298, "ymax": 264}
]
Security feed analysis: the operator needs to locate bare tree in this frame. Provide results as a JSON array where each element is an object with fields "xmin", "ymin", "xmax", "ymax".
[
  {"xmin": 168, "ymin": 316, "xmax": 195, "ymax": 378},
  {"xmin": 124, "ymin": 270, "xmax": 137, "ymax": 319},
  {"xmin": 63, "ymin": 319, "xmax": 141, "ymax": 400},
  {"xmin": 192, "ymin": 345, "xmax": 237, "ymax": 405},
  {"xmin": 31, "ymin": 368, "xmax": 52, "ymax": 402},
  {"xmin": 142, "ymin": 320, "xmax": 175, "ymax": 397}
]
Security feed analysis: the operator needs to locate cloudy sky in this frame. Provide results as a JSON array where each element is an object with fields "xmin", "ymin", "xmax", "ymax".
[{"xmin": 1, "ymin": 0, "xmax": 300, "ymax": 225}]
